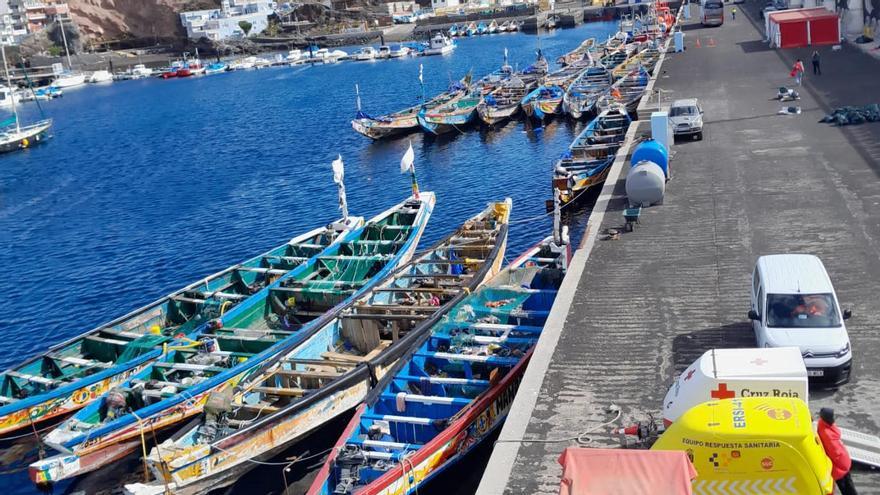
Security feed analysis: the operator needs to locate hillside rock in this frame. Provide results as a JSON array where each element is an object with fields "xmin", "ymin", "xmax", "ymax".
[{"xmin": 66, "ymin": 0, "xmax": 200, "ymax": 42}]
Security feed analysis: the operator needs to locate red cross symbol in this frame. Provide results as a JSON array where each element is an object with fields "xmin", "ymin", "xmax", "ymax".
[
  {"xmin": 684, "ymin": 369, "xmax": 696, "ymax": 381},
  {"xmin": 710, "ymin": 383, "xmax": 736, "ymax": 400},
  {"xmin": 751, "ymin": 358, "xmax": 768, "ymax": 366}
]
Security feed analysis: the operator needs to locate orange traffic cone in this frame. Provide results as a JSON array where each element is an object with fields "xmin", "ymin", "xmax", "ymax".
[{"xmin": 695, "ymin": 37, "xmax": 702, "ymax": 48}]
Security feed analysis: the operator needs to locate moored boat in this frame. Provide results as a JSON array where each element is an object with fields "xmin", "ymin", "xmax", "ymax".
[
  {"xmin": 87, "ymin": 70, "xmax": 113, "ymax": 83},
  {"xmin": 476, "ymin": 22, "xmax": 488, "ymax": 35},
  {"xmin": 306, "ymin": 229, "xmax": 570, "ymax": 495},
  {"xmin": 0, "ymin": 45, "xmax": 53, "ymax": 153},
  {"xmin": 553, "ymin": 104, "xmax": 630, "ymax": 204},
  {"xmin": 205, "ymin": 62, "xmax": 228, "ymax": 75},
  {"xmin": 557, "ymin": 37, "xmax": 596, "ymax": 67},
  {"xmin": 354, "ymin": 47, "xmax": 379, "ymax": 61},
  {"xmin": 388, "ymin": 44, "xmax": 410, "ymax": 58},
  {"xmin": 0, "ymin": 205, "xmax": 362, "ymax": 439},
  {"xmin": 477, "ymin": 76, "xmax": 527, "ymax": 126},
  {"xmin": 562, "ymin": 65, "xmax": 612, "ymax": 119},
  {"xmin": 123, "ymin": 199, "xmax": 512, "ymax": 495},
  {"xmin": 611, "ymin": 45, "xmax": 660, "ymax": 80},
  {"xmin": 417, "ymin": 89, "xmax": 481, "ymax": 135},
  {"xmin": 488, "ymin": 20, "xmax": 499, "ymax": 33},
  {"xmin": 29, "ymin": 194, "xmax": 435, "ymax": 486},
  {"xmin": 52, "ymin": 72, "xmax": 86, "ymax": 88},
  {"xmin": 520, "ymin": 84, "xmax": 565, "ymax": 122},
  {"xmin": 597, "ymin": 66, "xmax": 650, "ymax": 113},
  {"xmin": 422, "ymin": 33, "xmax": 455, "ymax": 56}
]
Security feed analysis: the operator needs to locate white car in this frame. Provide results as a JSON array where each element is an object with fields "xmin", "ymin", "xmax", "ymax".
[
  {"xmin": 669, "ymin": 98, "xmax": 704, "ymax": 140},
  {"xmin": 748, "ymin": 254, "xmax": 853, "ymax": 386}
]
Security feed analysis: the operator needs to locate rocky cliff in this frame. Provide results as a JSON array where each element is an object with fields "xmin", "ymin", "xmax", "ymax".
[{"xmin": 66, "ymin": 0, "xmax": 212, "ymax": 42}]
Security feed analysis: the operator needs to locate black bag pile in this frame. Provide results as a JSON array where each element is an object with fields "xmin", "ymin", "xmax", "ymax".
[{"xmin": 819, "ymin": 104, "xmax": 880, "ymax": 126}]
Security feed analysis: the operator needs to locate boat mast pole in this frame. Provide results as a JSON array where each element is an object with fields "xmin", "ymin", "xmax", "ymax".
[
  {"xmin": 58, "ymin": 16, "xmax": 73, "ymax": 71},
  {"xmin": 1, "ymin": 44, "xmax": 20, "ymax": 133},
  {"xmin": 553, "ymin": 185, "xmax": 561, "ymax": 246}
]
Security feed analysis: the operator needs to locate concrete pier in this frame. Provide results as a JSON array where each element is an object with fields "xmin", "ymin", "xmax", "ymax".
[{"xmin": 478, "ymin": 4, "xmax": 880, "ymax": 494}]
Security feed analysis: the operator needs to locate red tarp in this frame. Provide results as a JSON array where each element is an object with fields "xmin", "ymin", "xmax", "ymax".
[
  {"xmin": 557, "ymin": 448, "xmax": 697, "ymax": 495},
  {"xmin": 779, "ymin": 20, "xmax": 808, "ymax": 48}
]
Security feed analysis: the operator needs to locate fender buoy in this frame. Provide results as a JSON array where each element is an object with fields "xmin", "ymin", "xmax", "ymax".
[{"xmin": 21, "ymin": 138, "xmax": 29, "ymax": 148}]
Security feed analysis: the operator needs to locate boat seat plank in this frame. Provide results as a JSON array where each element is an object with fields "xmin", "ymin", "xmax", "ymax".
[
  {"xmin": 251, "ymin": 386, "xmax": 307, "ymax": 397},
  {"xmin": 380, "ymin": 392, "xmax": 470, "ymax": 406},
  {"xmin": 238, "ymin": 267, "xmax": 289, "ymax": 275},
  {"xmin": 200, "ymin": 333, "xmax": 280, "ymax": 342},
  {"xmin": 417, "ymin": 351, "xmax": 520, "ymax": 367},
  {"xmin": 362, "ymin": 413, "xmax": 435, "ymax": 426},
  {"xmin": 342, "ymin": 313, "xmax": 430, "ymax": 321},
  {"xmin": 48, "ymin": 354, "xmax": 112, "ymax": 368},
  {"xmin": 289, "ymin": 242, "xmax": 325, "ymax": 249},
  {"xmin": 371, "ymin": 287, "xmax": 459, "ymax": 294},
  {"xmin": 6, "ymin": 371, "xmax": 59, "ymax": 386},
  {"xmin": 320, "ymin": 352, "xmax": 366, "ymax": 363},
  {"xmin": 397, "ymin": 375, "xmax": 490, "ymax": 387},
  {"xmin": 282, "ymin": 357, "xmax": 357, "ymax": 368},
  {"xmin": 347, "ymin": 438, "xmax": 422, "ymax": 451},
  {"xmin": 84, "ymin": 335, "xmax": 130, "ymax": 347},
  {"xmin": 274, "ymin": 369, "xmax": 342, "ymax": 379},
  {"xmin": 153, "ymin": 362, "xmax": 226, "ymax": 373}
]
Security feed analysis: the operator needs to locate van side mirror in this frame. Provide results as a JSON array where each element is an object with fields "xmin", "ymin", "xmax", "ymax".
[
  {"xmin": 843, "ymin": 309, "xmax": 852, "ymax": 320},
  {"xmin": 748, "ymin": 310, "xmax": 760, "ymax": 321}
]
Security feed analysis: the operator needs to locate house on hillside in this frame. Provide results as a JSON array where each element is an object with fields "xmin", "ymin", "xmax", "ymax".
[{"xmin": 180, "ymin": 0, "xmax": 276, "ymax": 40}]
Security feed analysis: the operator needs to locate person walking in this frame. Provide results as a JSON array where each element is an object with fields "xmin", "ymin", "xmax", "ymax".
[
  {"xmin": 817, "ymin": 408, "xmax": 858, "ymax": 495},
  {"xmin": 731, "ymin": 6, "xmax": 737, "ymax": 19},
  {"xmin": 812, "ymin": 50, "xmax": 822, "ymax": 75},
  {"xmin": 791, "ymin": 59, "xmax": 806, "ymax": 85}
]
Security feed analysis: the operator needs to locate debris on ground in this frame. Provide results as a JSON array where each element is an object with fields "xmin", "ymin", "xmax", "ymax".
[{"xmin": 819, "ymin": 104, "xmax": 880, "ymax": 126}]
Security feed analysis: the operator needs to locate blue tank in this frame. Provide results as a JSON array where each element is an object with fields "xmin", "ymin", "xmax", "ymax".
[{"xmin": 631, "ymin": 139, "xmax": 669, "ymax": 178}]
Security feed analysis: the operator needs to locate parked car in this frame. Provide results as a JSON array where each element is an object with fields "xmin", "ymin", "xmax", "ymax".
[
  {"xmin": 669, "ymin": 98, "xmax": 704, "ymax": 140},
  {"xmin": 748, "ymin": 254, "xmax": 853, "ymax": 386}
]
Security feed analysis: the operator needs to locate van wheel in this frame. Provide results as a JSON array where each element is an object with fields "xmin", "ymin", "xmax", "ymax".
[{"xmin": 695, "ymin": 131, "xmax": 703, "ymax": 140}]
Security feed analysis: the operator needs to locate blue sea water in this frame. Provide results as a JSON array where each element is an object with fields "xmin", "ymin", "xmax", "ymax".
[{"xmin": 0, "ymin": 21, "xmax": 616, "ymax": 494}]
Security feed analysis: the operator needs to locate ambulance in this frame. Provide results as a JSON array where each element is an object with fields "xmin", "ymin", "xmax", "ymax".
[
  {"xmin": 663, "ymin": 348, "xmax": 809, "ymax": 425},
  {"xmin": 652, "ymin": 397, "xmax": 834, "ymax": 495}
]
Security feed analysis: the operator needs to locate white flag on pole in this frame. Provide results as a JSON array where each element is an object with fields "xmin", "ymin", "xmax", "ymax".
[
  {"xmin": 504, "ymin": 47, "xmax": 508, "ymax": 61},
  {"xmin": 418, "ymin": 63, "xmax": 423, "ymax": 84},
  {"xmin": 400, "ymin": 143, "xmax": 415, "ymax": 173},
  {"xmin": 332, "ymin": 155, "xmax": 349, "ymax": 219}
]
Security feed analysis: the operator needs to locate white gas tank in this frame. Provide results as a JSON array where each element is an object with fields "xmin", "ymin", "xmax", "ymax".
[{"xmin": 626, "ymin": 160, "xmax": 666, "ymax": 207}]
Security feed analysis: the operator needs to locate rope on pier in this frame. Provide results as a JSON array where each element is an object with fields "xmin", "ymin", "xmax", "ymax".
[{"xmin": 493, "ymin": 408, "xmax": 621, "ymax": 446}]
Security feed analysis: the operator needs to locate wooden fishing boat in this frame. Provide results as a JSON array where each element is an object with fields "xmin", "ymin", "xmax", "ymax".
[
  {"xmin": 123, "ymin": 200, "xmax": 512, "ymax": 495},
  {"xmin": 306, "ymin": 231, "xmax": 570, "ymax": 495},
  {"xmin": 477, "ymin": 76, "xmax": 528, "ymax": 126},
  {"xmin": 352, "ymin": 107, "xmax": 423, "ymax": 140},
  {"xmin": 0, "ymin": 212, "xmax": 362, "ymax": 440},
  {"xmin": 30, "ymin": 194, "xmax": 436, "ymax": 486},
  {"xmin": 562, "ymin": 66, "xmax": 612, "ymax": 120},
  {"xmin": 557, "ymin": 37, "xmax": 596, "ymax": 67},
  {"xmin": 611, "ymin": 46, "xmax": 661, "ymax": 80},
  {"xmin": 417, "ymin": 87, "xmax": 481, "ymax": 135},
  {"xmin": 554, "ymin": 104, "xmax": 630, "ymax": 204},
  {"xmin": 597, "ymin": 66, "xmax": 650, "ymax": 113},
  {"xmin": 520, "ymin": 84, "xmax": 565, "ymax": 122}
]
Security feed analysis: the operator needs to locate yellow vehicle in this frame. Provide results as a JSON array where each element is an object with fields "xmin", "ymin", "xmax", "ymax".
[{"xmin": 652, "ymin": 397, "xmax": 833, "ymax": 495}]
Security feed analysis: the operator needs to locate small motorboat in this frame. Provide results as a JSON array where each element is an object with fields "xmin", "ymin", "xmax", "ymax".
[
  {"xmin": 204, "ymin": 62, "xmax": 228, "ymax": 75},
  {"xmin": 388, "ymin": 44, "xmax": 410, "ymax": 58},
  {"xmin": 353, "ymin": 46, "xmax": 378, "ymax": 61},
  {"xmin": 87, "ymin": 70, "xmax": 113, "ymax": 83}
]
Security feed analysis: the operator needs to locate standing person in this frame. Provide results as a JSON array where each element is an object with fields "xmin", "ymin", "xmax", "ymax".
[
  {"xmin": 817, "ymin": 408, "xmax": 858, "ymax": 495},
  {"xmin": 732, "ymin": 6, "xmax": 737, "ymax": 19},
  {"xmin": 812, "ymin": 50, "xmax": 822, "ymax": 75},
  {"xmin": 791, "ymin": 59, "xmax": 805, "ymax": 85}
]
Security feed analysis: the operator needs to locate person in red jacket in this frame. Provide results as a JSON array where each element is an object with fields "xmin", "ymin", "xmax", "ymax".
[{"xmin": 817, "ymin": 407, "xmax": 858, "ymax": 495}]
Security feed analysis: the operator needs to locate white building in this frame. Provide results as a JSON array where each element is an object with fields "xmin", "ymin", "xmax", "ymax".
[
  {"xmin": 431, "ymin": 0, "xmax": 460, "ymax": 11},
  {"xmin": 180, "ymin": 0, "xmax": 276, "ymax": 41}
]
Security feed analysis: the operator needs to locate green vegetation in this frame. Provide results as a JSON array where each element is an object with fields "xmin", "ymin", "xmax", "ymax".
[
  {"xmin": 48, "ymin": 45, "xmax": 63, "ymax": 57},
  {"xmin": 239, "ymin": 20, "xmax": 253, "ymax": 36}
]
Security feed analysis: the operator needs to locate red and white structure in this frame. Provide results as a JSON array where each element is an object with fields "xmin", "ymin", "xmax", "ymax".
[{"xmin": 766, "ymin": 7, "xmax": 841, "ymax": 48}]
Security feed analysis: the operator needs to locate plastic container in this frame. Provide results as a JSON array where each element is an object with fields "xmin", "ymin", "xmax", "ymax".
[
  {"xmin": 631, "ymin": 139, "xmax": 669, "ymax": 178},
  {"xmin": 626, "ymin": 160, "xmax": 666, "ymax": 206}
]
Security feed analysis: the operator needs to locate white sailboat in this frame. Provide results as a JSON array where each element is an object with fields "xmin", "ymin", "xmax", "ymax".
[
  {"xmin": 51, "ymin": 16, "xmax": 85, "ymax": 89},
  {"xmin": 0, "ymin": 44, "xmax": 52, "ymax": 153}
]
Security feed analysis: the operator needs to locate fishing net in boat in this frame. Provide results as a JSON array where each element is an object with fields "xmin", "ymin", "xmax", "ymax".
[{"xmin": 115, "ymin": 334, "xmax": 170, "ymax": 363}]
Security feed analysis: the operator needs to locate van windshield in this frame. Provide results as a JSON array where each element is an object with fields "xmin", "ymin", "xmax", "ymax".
[{"xmin": 766, "ymin": 293, "xmax": 840, "ymax": 328}]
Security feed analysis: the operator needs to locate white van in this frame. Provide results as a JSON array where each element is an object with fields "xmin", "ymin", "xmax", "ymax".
[{"xmin": 749, "ymin": 254, "xmax": 852, "ymax": 385}]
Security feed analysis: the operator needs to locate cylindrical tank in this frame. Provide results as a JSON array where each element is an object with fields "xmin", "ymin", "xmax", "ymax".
[
  {"xmin": 626, "ymin": 160, "xmax": 666, "ymax": 207},
  {"xmin": 631, "ymin": 139, "xmax": 669, "ymax": 178}
]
